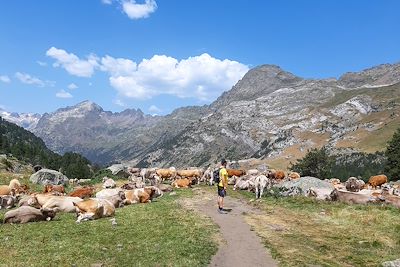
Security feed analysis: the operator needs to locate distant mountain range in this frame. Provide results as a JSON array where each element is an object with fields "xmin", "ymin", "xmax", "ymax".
[{"xmin": 3, "ymin": 62, "xmax": 400, "ymax": 168}]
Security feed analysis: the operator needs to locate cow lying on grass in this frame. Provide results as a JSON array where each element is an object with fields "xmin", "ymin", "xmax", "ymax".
[
  {"xmin": 124, "ymin": 187, "xmax": 159, "ymax": 204},
  {"xmin": 24, "ymin": 194, "xmax": 83, "ymax": 213},
  {"xmin": 4, "ymin": 206, "xmax": 56, "ymax": 224},
  {"xmin": 73, "ymin": 198, "xmax": 115, "ymax": 223}
]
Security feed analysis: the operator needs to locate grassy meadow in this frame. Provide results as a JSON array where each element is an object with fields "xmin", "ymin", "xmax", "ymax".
[
  {"xmin": 0, "ymin": 187, "xmax": 219, "ymax": 267},
  {"xmin": 227, "ymin": 188, "xmax": 400, "ymax": 267}
]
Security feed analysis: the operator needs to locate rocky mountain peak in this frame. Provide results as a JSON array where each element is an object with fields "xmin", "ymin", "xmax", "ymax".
[
  {"xmin": 73, "ymin": 100, "xmax": 103, "ymax": 112},
  {"xmin": 212, "ymin": 64, "xmax": 303, "ymax": 107},
  {"xmin": 338, "ymin": 62, "xmax": 400, "ymax": 89}
]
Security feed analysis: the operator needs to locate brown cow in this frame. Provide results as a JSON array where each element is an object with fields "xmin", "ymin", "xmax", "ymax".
[
  {"xmin": 226, "ymin": 169, "xmax": 246, "ymax": 178},
  {"xmin": 68, "ymin": 186, "xmax": 95, "ymax": 199},
  {"xmin": 0, "ymin": 178, "xmax": 21, "ymax": 195},
  {"xmin": 171, "ymin": 178, "xmax": 192, "ymax": 188},
  {"xmin": 367, "ymin": 174, "xmax": 388, "ymax": 188},
  {"xmin": 73, "ymin": 198, "xmax": 115, "ymax": 223},
  {"xmin": 268, "ymin": 169, "xmax": 286, "ymax": 180},
  {"xmin": 156, "ymin": 168, "xmax": 177, "ymax": 181},
  {"xmin": 177, "ymin": 169, "xmax": 203, "ymax": 179},
  {"xmin": 44, "ymin": 185, "xmax": 65, "ymax": 194},
  {"xmin": 124, "ymin": 187, "xmax": 157, "ymax": 204}
]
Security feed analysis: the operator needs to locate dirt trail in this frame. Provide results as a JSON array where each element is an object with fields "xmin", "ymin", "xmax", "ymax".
[{"xmin": 186, "ymin": 189, "xmax": 278, "ymax": 267}]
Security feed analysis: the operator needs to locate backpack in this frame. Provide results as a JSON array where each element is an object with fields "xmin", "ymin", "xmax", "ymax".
[{"xmin": 213, "ymin": 168, "xmax": 221, "ymax": 185}]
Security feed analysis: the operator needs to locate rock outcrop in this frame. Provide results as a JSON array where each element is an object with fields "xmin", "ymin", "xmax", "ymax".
[{"xmin": 30, "ymin": 169, "xmax": 68, "ymax": 185}]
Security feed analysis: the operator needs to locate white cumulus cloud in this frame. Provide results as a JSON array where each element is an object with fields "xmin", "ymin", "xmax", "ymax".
[
  {"xmin": 68, "ymin": 83, "xmax": 78, "ymax": 90},
  {"xmin": 108, "ymin": 53, "xmax": 249, "ymax": 101},
  {"xmin": 46, "ymin": 47, "xmax": 98, "ymax": 77},
  {"xmin": 0, "ymin": 75, "xmax": 11, "ymax": 83},
  {"xmin": 100, "ymin": 55, "xmax": 137, "ymax": 76},
  {"xmin": 56, "ymin": 90, "xmax": 73, "ymax": 98},
  {"xmin": 122, "ymin": 0, "xmax": 157, "ymax": 20},
  {"xmin": 15, "ymin": 72, "xmax": 55, "ymax": 87}
]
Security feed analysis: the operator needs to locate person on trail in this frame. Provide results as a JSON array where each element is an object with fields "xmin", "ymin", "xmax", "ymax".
[{"xmin": 217, "ymin": 159, "xmax": 228, "ymax": 214}]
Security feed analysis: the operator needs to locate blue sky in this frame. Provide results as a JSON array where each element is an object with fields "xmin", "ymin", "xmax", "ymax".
[{"xmin": 0, "ymin": 0, "xmax": 399, "ymax": 115}]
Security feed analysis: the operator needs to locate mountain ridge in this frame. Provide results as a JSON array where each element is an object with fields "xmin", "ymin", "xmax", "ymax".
[{"xmin": 3, "ymin": 61, "xmax": 400, "ymax": 167}]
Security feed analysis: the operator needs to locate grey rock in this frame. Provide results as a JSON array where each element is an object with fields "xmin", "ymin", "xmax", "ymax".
[
  {"xmin": 107, "ymin": 164, "xmax": 130, "ymax": 178},
  {"xmin": 273, "ymin": 177, "xmax": 334, "ymax": 197},
  {"xmin": 382, "ymin": 259, "xmax": 400, "ymax": 267},
  {"xmin": 29, "ymin": 168, "xmax": 68, "ymax": 185}
]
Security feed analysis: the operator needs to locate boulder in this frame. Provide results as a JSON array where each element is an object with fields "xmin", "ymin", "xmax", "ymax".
[
  {"xmin": 107, "ymin": 164, "xmax": 130, "ymax": 178},
  {"xmin": 29, "ymin": 168, "xmax": 68, "ymax": 185},
  {"xmin": 382, "ymin": 259, "xmax": 400, "ymax": 267},
  {"xmin": 273, "ymin": 176, "xmax": 334, "ymax": 197}
]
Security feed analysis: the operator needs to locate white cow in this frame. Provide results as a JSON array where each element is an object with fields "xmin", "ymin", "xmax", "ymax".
[{"xmin": 254, "ymin": 175, "xmax": 270, "ymax": 199}]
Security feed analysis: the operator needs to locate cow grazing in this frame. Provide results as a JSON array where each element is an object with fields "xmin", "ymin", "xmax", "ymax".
[
  {"xmin": 73, "ymin": 198, "xmax": 115, "ymax": 223},
  {"xmin": 226, "ymin": 169, "xmax": 246, "ymax": 178},
  {"xmin": 69, "ymin": 186, "xmax": 95, "ymax": 199},
  {"xmin": 367, "ymin": 175, "xmax": 388, "ymax": 188},
  {"xmin": 255, "ymin": 175, "xmax": 270, "ymax": 199},
  {"xmin": 171, "ymin": 178, "xmax": 192, "ymax": 188},
  {"xmin": 44, "ymin": 184, "xmax": 65, "ymax": 195},
  {"xmin": 4, "ymin": 206, "xmax": 56, "ymax": 224},
  {"xmin": 0, "ymin": 195, "xmax": 17, "ymax": 209},
  {"xmin": 124, "ymin": 187, "xmax": 157, "ymax": 204}
]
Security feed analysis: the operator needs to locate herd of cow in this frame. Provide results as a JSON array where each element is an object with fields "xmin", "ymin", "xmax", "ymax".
[
  {"xmin": 0, "ymin": 176, "xmax": 165, "ymax": 224},
  {"xmin": 0, "ymin": 165, "xmax": 399, "ymax": 225}
]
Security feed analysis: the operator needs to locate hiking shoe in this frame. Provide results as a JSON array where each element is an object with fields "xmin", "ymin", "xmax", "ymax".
[{"xmin": 218, "ymin": 209, "xmax": 226, "ymax": 214}]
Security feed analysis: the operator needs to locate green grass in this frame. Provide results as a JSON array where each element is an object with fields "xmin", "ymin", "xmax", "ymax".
[
  {"xmin": 0, "ymin": 189, "xmax": 218, "ymax": 267},
  {"xmin": 225, "ymin": 187, "xmax": 400, "ymax": 267}
]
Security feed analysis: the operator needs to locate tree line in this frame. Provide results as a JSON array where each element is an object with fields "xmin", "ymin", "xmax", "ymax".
[
  {"xmin": 0, "ymin": 116, "xmax": 92, "ymax": 178},
  {"xmin": 290, "ymin": 127, "xmax": 400, "ymax": 181}
]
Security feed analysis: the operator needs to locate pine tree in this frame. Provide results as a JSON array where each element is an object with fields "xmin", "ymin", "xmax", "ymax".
[
  {"xmin": 385, "ymin": 127, "xmax": 400, "ymax": 181},
  {"xmin": 290, "ymin": 147, "xmax": 334, "ymax": 179}
]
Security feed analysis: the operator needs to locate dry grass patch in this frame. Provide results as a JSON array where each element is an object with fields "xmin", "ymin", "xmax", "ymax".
[{"xmin": 229, "ymin": 189, "xmax": 400, "ymax": 266}]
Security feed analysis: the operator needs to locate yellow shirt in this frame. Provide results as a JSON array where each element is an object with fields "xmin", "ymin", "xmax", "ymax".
[{"xmin": 218, "ymin": 167, "xmax": 228, "ymax": 188}]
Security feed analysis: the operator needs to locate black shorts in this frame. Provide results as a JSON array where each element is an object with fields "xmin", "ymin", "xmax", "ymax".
[{"xmin": 217, "ymin": 186, "xmax": 226, "ymax": 197}]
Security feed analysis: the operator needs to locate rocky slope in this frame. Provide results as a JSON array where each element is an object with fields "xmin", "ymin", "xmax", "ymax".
[{"xmin": 15, "ymin": 61, "xmax": 400, "ymax": 168}]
